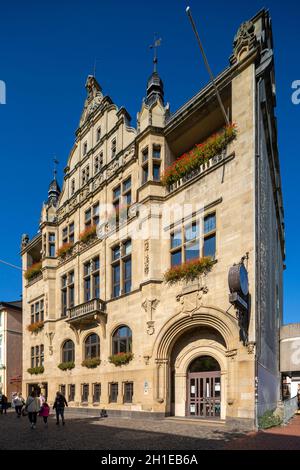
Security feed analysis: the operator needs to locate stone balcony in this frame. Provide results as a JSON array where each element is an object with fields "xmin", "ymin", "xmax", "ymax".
[
  {"xmin": 66, "ymin": 298, "xmax": 107, "ymax": 330},
  {"xmin": 167, "ymin": 150, "xmax": 234, "ymax": 194}
]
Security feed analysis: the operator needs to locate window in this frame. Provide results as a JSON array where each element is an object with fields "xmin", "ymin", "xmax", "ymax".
[
  {"xmin": 30, "ymin": 299, "xmax": 44, "ymax": 324},
  {"xmin": 111, "ymin": 240, "xmax": 132, "ymax": 297},
  {"xmin": 142, "ymin": 165, "xmax": 149, "ymax": 184},
  {"xmin": 94, "ymin": 152, "xmax": 103, "ymax": 174},
  {"xmin": 61, "ymin": 271, "xmax": 75, "ymax": 317},
  {"xmin": 82, "ymin": 165, "xmax": 90, "ymax": 185},
  {"xmin": 111, "ymin": 138, "xmax": 117, "ymax": 159},
  {"xmin": 69, "ymin": 223, "xmax": 75, "ymax": 244},
  {"xmin": 82, "ymin": 384, "xmax": 89, "ymax": 402},
  {"xmin": 153, "ymin": 163, "xmax": 161, "ymax": 181},
  {"xmin": 31, "ymin": 344, "xmax": 44, "ymax": 368},
  {"xmin": 93, "ymin": 383, "xmax": 101, "ymax": 403},
  {"xmin": 170, "ymin": 213, "xmax": 216, "ymax": 266},
  {"xmin": 62, "ymin": 223, "xmax": 74, "ymax": 245},
  {"xmin": 142, "ymin": 147, "xmax": 149, "ymax": 163},
  {"xmin": 84, "ymin": 333, "xmax": 100, "ymax": 360},
  {"xmin": 109, "ymin": 383, "xmax": 118, "ymax": 403},
  {"xmin": 84, "ymin": 257, "xmax": 100, "ymax": 301},
  {"xmin": 48, "ymin": 233, "xmax": 56, "ymax": 257},
  {"xmin": 92, "ymin": 203, "xmax": 100, "ymax": 226},
  {"xmin": 68, "ymin": 384, "xmax": 75, "ymax": 402},
  {"xmin": 124, "ymin": 382, "xmax": 133, "ymax": 403},
  {"xmin": 96, "ymin": 126, "xmax": 101, "ymax": 142},
  {"xmin": 62, "ymin": 339, "xmax": 75, "ymax": 363},
  {"xmin": 153, "ymin": 144, "xmax": 161, "ymax": 160},
  {"xmin": 112, "ymin": 326, "xmax": 132, "ymax": 355},
  {"xmin": 71, "ymin": 178, "xmax": 75, "ymax": 196},
  {"xmin": 122, "ymin": 177, "xmax": 131, "ymax": 206},
  {"xmin": 85, "ymin": 208, "xmax": 92, "ymax": 228},
  {"xmin": 60, "ymin": 384, "xmax": 66, "ymax": 397},
  {"xmin": 203, "ymin": 214, "xmax": 216, "ymax": 258},
  {"xmin": 83, "ymin": 142, "xmax": 88, "ymax": 156}
]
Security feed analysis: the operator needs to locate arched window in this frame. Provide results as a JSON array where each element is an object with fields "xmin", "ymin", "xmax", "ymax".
[
  {"xmin": 84, "ymin": 333, "xmax": 100, "ymax": 359},
  {"xmin": 112, "ymin": 326, "xmax": 132, "ymax": 355},
  {"xmin": 62, "ymin": 340, "xmax": 75, "ymax": 363}
]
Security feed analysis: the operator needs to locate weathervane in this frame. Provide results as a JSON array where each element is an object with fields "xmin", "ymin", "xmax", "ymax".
[{"xmin": 149, "ymin": 34, "xmax": 162, "ymax": 73}]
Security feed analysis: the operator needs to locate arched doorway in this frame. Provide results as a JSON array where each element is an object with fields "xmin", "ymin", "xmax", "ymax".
[{"xmin": 187, "ymin": 356, "xmax": 221, "ymax": 419}]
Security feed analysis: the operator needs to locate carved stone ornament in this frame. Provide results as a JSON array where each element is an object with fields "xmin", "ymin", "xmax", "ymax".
[
  {"xmin": 144, "ymin": 240, "xmax": 150, "ymax": 275},
  {"xmin": 230, "ymin": 20, "xmax": 257, "ymax": 65},
  {"xmin": 247, "ymin": 341, "xmax": 256, "ymax": 355},
  {"xmin": 79, "ymin": 76, "xmax": 104, "ymax": 126},
  {"xmin": 46, "ymin": 331, "xmax": 55, "ymax": 356},
  {"xmin": 21, "ymin": 233, "xmax": 29, "ymax": 248},
  {"xmin": 176, "ymin": 286, "xmax": 208, "ymax": 315}
]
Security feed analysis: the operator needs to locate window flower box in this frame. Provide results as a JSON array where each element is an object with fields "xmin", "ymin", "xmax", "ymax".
[
  {"xmin": 81, "ymin": 357, "xmax": 100, "ymax": 368},
  {"xmin": 27, "ymin": 366, "xmax": 44, "ymax": 375},
  {"xmin": 57, "ymin": 242, "xmax": 74, "ymax": 258},
  {"xmin": 161, "ymin": 124, "xmax": 237, "ymax": 187},
  {"xmin": 164, "ymin": 257, "xmax": 214, "ymax": 285},
  {"xmin": 24, "ymin": 262, "xmax": 42, "ymax": 281},
  {"xmin": 58, "ymin": 361, "xmax": 75, "ymax": 371},
  {"xmin": 27, "ymin": 321, "xmax": 44, "ymax": 333},
  {"xmin": 108, "ymin": 352, "xmax": 133, "ymax": 367},
  {"xmin": 79, "ymin": 224, "xmax": 97, "ymax": 244}
]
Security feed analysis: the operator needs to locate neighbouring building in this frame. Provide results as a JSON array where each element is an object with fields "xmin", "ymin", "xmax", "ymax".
[
  {"xmin": 280, "ymin": 324, "xmax": 300, "ymax": 401},
  {"xmin": 21, "ymin": 9, "xmax": 285, "ymax": 429},
  {"xmin": 0, "ymin": 301, "xmax": 23, "ymax": 398}
]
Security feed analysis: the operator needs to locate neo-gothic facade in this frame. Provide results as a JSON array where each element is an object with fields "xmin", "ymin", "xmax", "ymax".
[{"xmin": 22, "ymin": 10, "xmax": 285, "ymax": 429}]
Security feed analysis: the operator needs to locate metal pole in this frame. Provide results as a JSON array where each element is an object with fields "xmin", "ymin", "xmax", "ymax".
[{"xmin": 186, "ymin": 6, "xmax": 230, "ymax": 126}]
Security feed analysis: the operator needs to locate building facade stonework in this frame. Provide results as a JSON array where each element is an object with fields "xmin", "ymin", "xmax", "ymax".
[{"xmin": 22, "ymin": 10, "xmax": 284, "ymax": 429}]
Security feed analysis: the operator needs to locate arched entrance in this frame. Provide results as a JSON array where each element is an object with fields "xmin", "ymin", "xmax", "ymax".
[{"xmin": 187, "ymin": 356, "xmax": 221, "ymax": 419}]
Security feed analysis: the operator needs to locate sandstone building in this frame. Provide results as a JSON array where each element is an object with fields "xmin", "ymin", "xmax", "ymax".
[
  {"xmin": 21, "ymin": 9, "xmax": 284, "ymax": 429},
  {"xmin": 0, "ymin": 301, "xmax": 22, "ymax": 398}
]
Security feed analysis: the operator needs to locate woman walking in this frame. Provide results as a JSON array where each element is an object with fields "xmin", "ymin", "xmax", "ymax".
[{"xmin": 25, "ymin": 391, "xmax": 40, "ymax": 429}]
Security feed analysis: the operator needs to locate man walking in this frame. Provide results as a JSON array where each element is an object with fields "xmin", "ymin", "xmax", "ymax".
[{"xmin": 53, "ymin": 391, "xmax": 68, "ymax": 425}]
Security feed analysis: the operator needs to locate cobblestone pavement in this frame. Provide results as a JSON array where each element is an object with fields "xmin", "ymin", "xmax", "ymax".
[
  {"xmin": 0, "ymin": 411, "xmax": 245, "ymax": 450},
  {"xmin": 1, "ymin": 410, "xmax": 299, "ymax": 450}
]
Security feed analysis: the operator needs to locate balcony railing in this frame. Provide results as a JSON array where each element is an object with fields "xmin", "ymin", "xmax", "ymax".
[
  {"xmin": 168, "ymin": 150, "xmax": 233, "ymax": 193},
  {"xmin": 68, "ymin": 298, "xmax": 106, "ymax": 320}
]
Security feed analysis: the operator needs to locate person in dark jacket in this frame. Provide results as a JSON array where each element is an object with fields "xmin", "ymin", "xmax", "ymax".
[
  {"xmin": 53, "ymin": 391, "xmax": 68, "ymax": 425},
  {"xmin": 0, "ymin": 394, "xmax": 8, "ymax": 414}
]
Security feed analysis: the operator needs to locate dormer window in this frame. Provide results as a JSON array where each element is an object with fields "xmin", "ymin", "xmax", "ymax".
[
  {"xmin": 96, "ymin": 127, "xmax": 101, "ymax": 142},
  {"xmin": 111, "ymin": 138, "xmax": 117, "ymax": 159},
  {"xmin": 83, "ymin": 142, "xmax": 88, "ymax": 156}
]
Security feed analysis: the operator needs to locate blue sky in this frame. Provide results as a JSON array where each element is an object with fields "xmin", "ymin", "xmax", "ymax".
[{"xmin": 0, "ymin": 0, "xmax": 299, "ymax": 324}]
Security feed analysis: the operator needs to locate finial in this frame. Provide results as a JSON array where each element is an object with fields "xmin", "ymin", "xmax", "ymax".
[
  {"xmin": 149, "ymin": 34, "xmax": 162, "ymax": 73},
  {"xmin": 53, "ymin": 157, "xmax": 59, "ymax": 180}
]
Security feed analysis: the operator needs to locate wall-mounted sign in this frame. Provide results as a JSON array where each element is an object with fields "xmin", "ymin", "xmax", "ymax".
[{"xmin": 228, "ymin": 258, "xmax": 250, "ymax": 345}]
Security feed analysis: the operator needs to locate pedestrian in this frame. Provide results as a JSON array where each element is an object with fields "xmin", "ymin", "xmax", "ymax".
[
  {"xmin": 39, "ymin": 401, "xmax": 50, "ymax": 426},
  {"xmin": 53, "ymin": 391, "xmax": 68, "ymax": 425},
  {"xmin": 1, "ymin": 394, "xmax": 8, "ymax": 414},
  {"xmin": 13, "ymin": 392, "xmax": 25, "ymax": 418},
  {"xmin": 25, "ymin": 391, "xmax": 40, "ymax": 429},
  {"xmin": 39, "ymin": 393, "xmax": 46, "ymax": 408}
]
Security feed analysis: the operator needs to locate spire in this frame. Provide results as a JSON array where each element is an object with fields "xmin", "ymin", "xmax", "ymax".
[
  {"xmin": 145, "ymin": 35, "xmax": 164, "ymax": 106},
  {"xmin": 48, "ymin": 158, "xmax": 61, "ymax": 207}
]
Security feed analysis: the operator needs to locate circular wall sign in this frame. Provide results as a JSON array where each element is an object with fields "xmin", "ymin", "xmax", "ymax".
[{"xmin": 228, "ymin": 264, "xmax": 249, "ymax": 296}]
